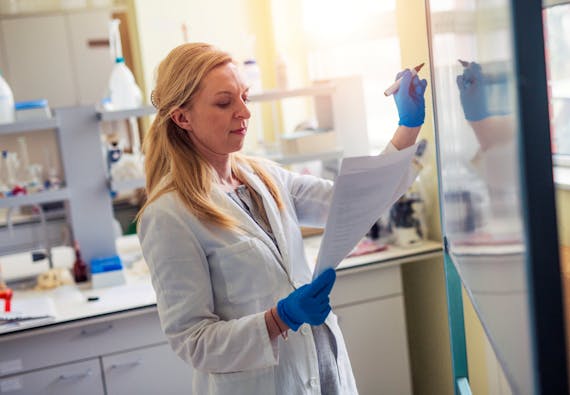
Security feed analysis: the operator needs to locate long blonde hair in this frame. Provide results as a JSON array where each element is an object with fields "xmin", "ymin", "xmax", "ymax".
[{"xmin": 137, "ymin": 43, "xmax": 283, "ymax": 229}]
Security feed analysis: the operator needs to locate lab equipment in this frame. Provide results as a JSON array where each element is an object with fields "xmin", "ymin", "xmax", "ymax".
[
  {"xmin": 0, "ymin": 265, "xmax": 11, "ymax": 312},
  {"xmin": 390, "ymin": 196, "xmax": 423, "ymax": 247},
  {"xmin": 0, "ymin": 70, "xmax": 14, "ymax": 124},
  {"xmin": 0, "ymin": 289, "xmax": 12, "ymax": 313},
  {"xmin": 393, "ymin": 69, "xmax": 427, "ymax": 127},
  {"xmin": 35, "ymin": 268, "xmax": 74, "ymax": 290},
  {"xmin": 242, "ymin": 59, "xmax": 262, "ymax": 93},
  {"xmin": 91, "ymin": 255, "xmax": 125, "ymax": 288},
  {"xmin": 72, "ymin": 241, "xmax": 88, "ymax": 283},
  {"xmin": 107, "ymin": 19, "xmax": 142, "ymax": 110},
  {"xmin": 0, "ymin": 150, "xmax": 18, "ymax": 194},
  {"xmin": 15, "ymin": 137, "xmax": 42, "ymax": 194},
  {"xmin": 15, "ymin": 99, "xmax": 51, "ymax": 121},
  {"xmin": 106, "ymin": 138, "xmax": 122, "ymax": 171},
  {"xmin": 384, "ymin": 63, "xmax": 424, "ymax": 96},
  {"xmin": 277, "ymin": 268, "xmax": 336, "ymax": 331}
]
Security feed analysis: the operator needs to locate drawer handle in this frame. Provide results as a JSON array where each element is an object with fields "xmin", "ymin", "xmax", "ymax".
[
  {"xmin": 80, "ymin": 323, "xmax": 113, "ymax": 336},
  {"xmin": 58, "ymin": 369, "xmax": 92, "ymax": 381},
  {"xmin": 110, "ymin": 359, "xmax": 142, "ymax": 369}
]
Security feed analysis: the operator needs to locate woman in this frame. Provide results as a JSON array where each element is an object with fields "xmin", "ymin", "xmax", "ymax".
[{"xmin": 137, "ymin": 42, "xmax": 427, "ymax": 394}]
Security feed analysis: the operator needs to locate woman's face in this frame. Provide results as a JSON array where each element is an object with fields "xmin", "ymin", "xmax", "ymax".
[{"xmin": 185, "ymin": 62, "xmax": 251, "ymax": 158}]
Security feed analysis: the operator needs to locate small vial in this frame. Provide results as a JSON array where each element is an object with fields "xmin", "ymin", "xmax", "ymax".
[{"xmin": 73, "ymin": 241, "xmax": 88, "ymax": 283}]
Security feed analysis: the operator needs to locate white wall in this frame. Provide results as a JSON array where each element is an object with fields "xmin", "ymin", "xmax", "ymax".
[{"xmin": 133, "ymin": 0, "xmax": 262, "ymax": 98}]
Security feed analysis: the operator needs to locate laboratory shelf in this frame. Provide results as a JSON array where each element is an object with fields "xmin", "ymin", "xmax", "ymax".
[
  {"xmin": 110, "ymin": 177, "xmax": 146, "ymax": 192},
  {"xmin": 250, "ymin": 84, "xmax": 336, "ymax": 102},
  {"xmin": 0, "ymin": 118, "xmax": 58, "ymax": 135},
  {"xmin": 97, "ymin": 105, "xmax": 156, "ymax": 121},
  {"xmin": 0, "ymin": 188, "xmax": 70, "ymax": 209},
  {"xmin": 264, "ymin": 148, "xmax": 344, "ymax": 165}
]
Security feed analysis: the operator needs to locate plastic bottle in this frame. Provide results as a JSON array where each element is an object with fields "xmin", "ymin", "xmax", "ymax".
[
  {"xmin": 107, "ymin": 19, "xmax": 142, "ymax": 110},
  {"xmin": 242, "ymin": 59, "xmax": 263, "ymax": 94},
  {"xmin": 0, "ymin": 70, "xmax": 15, "ymax": 124}
]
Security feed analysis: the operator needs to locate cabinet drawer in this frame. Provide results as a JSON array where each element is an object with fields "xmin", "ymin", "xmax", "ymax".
[
  {"xmin": 332, "ymin": 265, "xmax": 402, "ymax": 307},
  {"xmin": 0, "ymin": 310, "xmax": 165, "ymax": 377},
  {"xmin": 0, "ymin": 358, "xmax": 103, "ymax": 395},
  {"xmin": 103, "ymin": 343, "xmax": 193, "ymax": 395}
]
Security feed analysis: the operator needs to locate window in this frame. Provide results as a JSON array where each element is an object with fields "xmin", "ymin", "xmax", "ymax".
[{"xmin": 301, "ymin": 0, "xmax": 401, "ymax": 151}]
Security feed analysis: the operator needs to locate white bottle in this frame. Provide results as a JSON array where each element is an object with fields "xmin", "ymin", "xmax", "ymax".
[
  {"xmin": 243, "ymin": 59, "xmax": 263, "ymax": 94},
  {"xmin": 0, "ymin": 71, "xmax": 15, "ymax": 124},
  {"xmin": 108, "ymin": 58, "xmax": 142, "ymax": 110},
  {"xmin": 107, "ymin": 19, "xmax": 142, "ymax": 110}
]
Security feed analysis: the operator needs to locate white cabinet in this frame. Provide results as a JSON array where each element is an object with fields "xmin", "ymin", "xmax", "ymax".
[
  {"xmin": 0, "ymin": 309, "xmax": 191, "ymax": 394},
  {"xmin": 0, "ymin": 358, "xmax": 104, "ymax": 395},
  {"xmin": 1, "ymin": 14, "xmax": 77, "ymax": 107},
  {"xmin": 0, "ymin": 9, "xmax": 114, "ymax": 107},
  {"xmin": 332, "ymin": 264, "xmax": 413, "ymax": 395},
  {"xmin": 103, "ymin": 343, "xmax": 192, "ymax": 395}
]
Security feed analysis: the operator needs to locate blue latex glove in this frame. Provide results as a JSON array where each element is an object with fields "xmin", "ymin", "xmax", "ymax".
[
  {"xmin": 456, "ymin": 62, "xmax": 489, "ymax": 121},
  {"xmin": 394, "ymin": 69, "xmax": 428, "ymax": 128},
  {"xmin": 277, "ymin": 268, "xmax": 336, "ymax": 331}
]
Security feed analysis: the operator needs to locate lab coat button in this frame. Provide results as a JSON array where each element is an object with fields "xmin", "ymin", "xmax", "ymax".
[
  {"xmin": 301, "ymin": 326, "xmax": 310, "ymax": 335},
  {"xmin": 309, "ymin": 377, "xmax": 318, "ymax": 387}
]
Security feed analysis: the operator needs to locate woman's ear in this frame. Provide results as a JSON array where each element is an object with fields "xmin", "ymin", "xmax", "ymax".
[{"xmin": 170, "ymin": 108, "xmax": 193, "ymax": 131}]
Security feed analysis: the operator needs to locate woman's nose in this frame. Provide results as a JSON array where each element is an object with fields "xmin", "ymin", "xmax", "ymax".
[{"xmin": 235, "ymin": 100, "xmax": 251, "ymax": 119}]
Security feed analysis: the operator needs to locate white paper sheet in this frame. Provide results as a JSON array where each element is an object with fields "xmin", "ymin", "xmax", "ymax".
[{"xmin": 313, "ymin": 143, "xmax": 419, "ymax": 279}]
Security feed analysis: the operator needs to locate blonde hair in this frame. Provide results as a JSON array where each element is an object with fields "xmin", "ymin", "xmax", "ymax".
[{"xmin": 137, "ymin": 42, "xmax": 283, "ymax": 229}]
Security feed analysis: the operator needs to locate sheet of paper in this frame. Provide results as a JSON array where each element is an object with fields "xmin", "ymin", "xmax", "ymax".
[{"xmin": 313, "ymin": 143, "xmax": 419, "ymax": 279}]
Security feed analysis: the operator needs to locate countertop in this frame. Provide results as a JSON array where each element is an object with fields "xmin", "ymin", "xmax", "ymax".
[{"xmin": 0, "ymin": 237, "xmax": 442, "ymax": 337}]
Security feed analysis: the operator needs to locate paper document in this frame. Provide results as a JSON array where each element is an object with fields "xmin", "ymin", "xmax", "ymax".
[{"xmin": 313, "ymin": 143, "xmax": 419, "ymax": 279}]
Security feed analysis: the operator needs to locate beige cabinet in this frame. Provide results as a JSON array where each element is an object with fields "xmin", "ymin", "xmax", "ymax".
[{"xmin": 0, "ymin": 9, "xmax": 114, "ymax": 107}]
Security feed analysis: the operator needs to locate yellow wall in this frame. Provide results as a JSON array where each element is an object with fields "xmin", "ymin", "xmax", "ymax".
[
  {"xmin": 557, "ymin": 189, "xmax": 570, "ymax": 247},
  {"xmin": 402, "ymin": 257, "xmax": 454, "ymax": 395},
  {"xmin": 395, "ymin": 0, "xmax": 441, "ymax": 242},
  {"xmin": 396, "ymin": 1, "xmax": 452, "ymax": 394}
]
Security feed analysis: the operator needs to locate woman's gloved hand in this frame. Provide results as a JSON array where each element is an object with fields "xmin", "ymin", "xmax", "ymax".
[
  {"xmin": 394, "ymin": 69, "xmax": 428, "ymax": 128},
  {"xmin": 277, "ymin": 268, "xmax": 336, "ymax": 331},
  {"xmin": 456, "ymin": 62, "xmax": 489, "ymax": 121}
]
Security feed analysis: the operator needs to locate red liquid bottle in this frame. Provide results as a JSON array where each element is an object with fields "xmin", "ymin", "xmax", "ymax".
[{"xmin": 73, "ymin": 241, "xmax": 88, "ymax": 283}]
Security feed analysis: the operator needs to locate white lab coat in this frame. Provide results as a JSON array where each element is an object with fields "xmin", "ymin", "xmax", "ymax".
[{"xmin": 139, "ymin": 144, "xmax": 415, "ymax": 395}]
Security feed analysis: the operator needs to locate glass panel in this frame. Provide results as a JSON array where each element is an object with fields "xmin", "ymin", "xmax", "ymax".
[
  {"xmin": 427, "ymin": 0, "xmax": 533, "ymax": 393},
  {"xmin": 544, "ymin": 2, "xmax": 570, "ymax": 157}
]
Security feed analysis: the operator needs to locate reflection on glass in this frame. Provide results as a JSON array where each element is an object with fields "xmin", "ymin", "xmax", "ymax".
[
  {"xmin": 544, "ymin": 2, "xmax": 570, "ymax": 156},
  {"xmin": 428, "ymin": 0, "xmax": 533, "ymax": 393}
]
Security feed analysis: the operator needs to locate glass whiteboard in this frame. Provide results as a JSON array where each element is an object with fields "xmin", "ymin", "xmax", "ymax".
[{"xmin": 425, "ymin": 0, "xmax": 564, "ymax": 393}]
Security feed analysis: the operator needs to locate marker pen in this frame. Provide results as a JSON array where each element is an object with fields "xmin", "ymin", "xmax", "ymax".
[{"xmin": 384, "ymin": 63, "xmax": 425, "ymax": 97}]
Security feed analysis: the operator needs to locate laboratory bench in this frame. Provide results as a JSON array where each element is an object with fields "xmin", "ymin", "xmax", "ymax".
[{"xmin": 0, "ymin": 236, "xmax": 442, "ymax": 395}]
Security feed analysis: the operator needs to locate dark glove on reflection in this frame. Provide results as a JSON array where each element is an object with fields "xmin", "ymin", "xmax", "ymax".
[
  {"xmin": 394, "ymin": 69, "xmax": 428, "ymax": 128},
  {"xmin": 456, "ymin": 62, "xmax": 489, "ymax": 121},
  {"xmin": 277, "ymin": 268, "xmax": 336, "ymax": 331}
]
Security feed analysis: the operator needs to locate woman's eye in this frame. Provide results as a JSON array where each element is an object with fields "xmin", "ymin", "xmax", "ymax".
[
  {"xmin": 217, "ymin": 102, "xmax": 231, "ymax": 108},
  {"xmin": 242, "ymin": 96, "xmax": 250, "ymax": 103}
]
